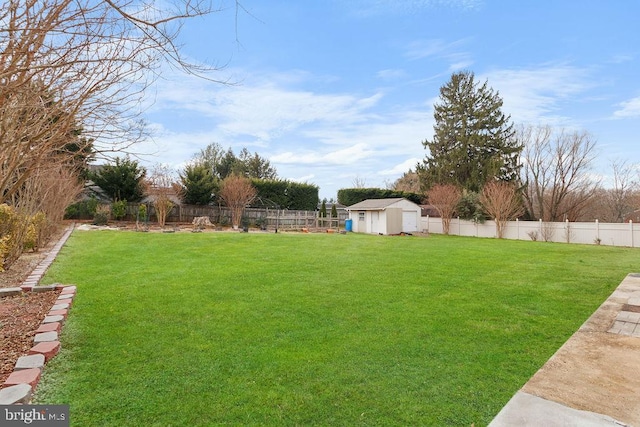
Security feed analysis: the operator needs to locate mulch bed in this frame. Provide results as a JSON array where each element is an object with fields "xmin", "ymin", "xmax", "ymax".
[
  {"xmin": 0, "ymin": 225, "xmax": 69, "ymax": 385},
  {"xmin": 0, "ymin": 290, "xmax": 61, "ymax": 384}
]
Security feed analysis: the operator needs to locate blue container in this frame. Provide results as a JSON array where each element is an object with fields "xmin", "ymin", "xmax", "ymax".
[{"xmin": 345, "ymin": 219, "xmax": 353, "ymax": 232}]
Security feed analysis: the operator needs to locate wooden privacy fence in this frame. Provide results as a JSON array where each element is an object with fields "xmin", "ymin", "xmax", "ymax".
[
  {"xmin": 126, "ymin": 203, "xmax": 346, "ymax": 230},
  {"xmin": 422, "ymin": 217, "xmax": 640, "ymax": 248}
]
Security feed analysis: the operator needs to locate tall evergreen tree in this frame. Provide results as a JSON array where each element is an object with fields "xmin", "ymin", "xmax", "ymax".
[
  {"xmin": 240, "ymin": 149, "xmax": 278, "ymax": 180},
  {"xmin": 320, "ymin": 199, "xmax": 327, "ymax": 217},
  {"xmin": 179, "ymin": 162, "xmax": 218, "ymax": 205},
  {"xmin": 419, "ymin": 71, "xmax": 521, "ymax": 193},
  {"xmin": 91, "ymin": 157, "xmax": 146, "ymax": 202}
]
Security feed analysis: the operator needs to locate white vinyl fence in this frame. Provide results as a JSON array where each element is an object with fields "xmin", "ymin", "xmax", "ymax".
[{"xmin": 421, "ymin": 217, "xmax": 640, "ymax": 248}]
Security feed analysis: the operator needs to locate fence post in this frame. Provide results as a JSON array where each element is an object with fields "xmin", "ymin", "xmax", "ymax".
[
  {"xmin": 631, "ymin": 220, "xmax": 634, "ymax": 248},
  {"xmin": 516, "ymin": 218, "xmax": 519, "ymax": 240},
  {"xmin": 539, "ymin": 218, "xmax": 542, "ymax": 236},
  {"xmin": 595, "ymin": 219, "xmax": 599, "ymax": 243}
]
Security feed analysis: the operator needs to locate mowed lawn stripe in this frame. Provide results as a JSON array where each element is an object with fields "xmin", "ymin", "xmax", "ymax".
[{"xmin": 35, "ymin": 231, "xmax": 638, "ymax": 426}]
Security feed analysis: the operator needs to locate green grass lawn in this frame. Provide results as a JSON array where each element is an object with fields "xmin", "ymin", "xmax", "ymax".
[{"xmin": 34, "ymin": 230, "xmax": 638, "ymax": 426}]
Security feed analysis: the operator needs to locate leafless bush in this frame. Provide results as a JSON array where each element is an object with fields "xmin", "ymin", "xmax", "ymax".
[
  {"xmin": 527, "ymin": 231, "xmax": 538, "ymax": 241},
  {"xmin": 541, "ymin": 221, "xmax": 555, "ymax": 242},
  {"xmin": 427, "ymin": 184, "xmax": 461, "ymax": 235},
  {"xmin": 479, "ymin": 181, "xmax": 524, "ymax": 238},
  {"xmin": 219, "ymin": 175, "xmax": 257, "ymax": 229},
  {"xmin": 21, "ymin": 165, "xmax": 83, "ymax": 242},
  {"xmin": 147, "ymin": 164, "xmax": 176, "ymax": 228}
]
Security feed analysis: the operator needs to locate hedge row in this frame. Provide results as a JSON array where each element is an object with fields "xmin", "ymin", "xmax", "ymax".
[
  {"xmin": 337, "ymin": 188, "xmax": 423, "ymax": 206},
  {"xmin": 251, "ymin": 180, "xmax": 319, "ymax": 211}
]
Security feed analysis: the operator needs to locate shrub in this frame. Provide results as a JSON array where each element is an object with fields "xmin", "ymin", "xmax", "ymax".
[
  {"xmin": 24, "ymin": 212, "xmax": 47, "ymax": 251},
  {"xmin": 456, "ymin": 191, "xmax": 486, "ymax": 223},
  {"xmin": 137, "ymin": 204, "xmax": 148, "ymax": 222},
  {"xmin": 93, "ymin": 204, "xmax": 110, "ymax": 225},
  {"xmin": 0, "ymin": 235, "xmax": 10, "ymax": 272},
  {"xmin": 286, "ymin": 182, "xmax": 319, "ymax": 210},
  {"xmin": 319, "ymin": 200, "xmax": 327, "ymax": 218},
  {"xmin": 64, "ymin": 197, "xmax": 98, "ymax": 219},
  {"xmin": 0, "ymin": 204, "xmax": 22, "ymax": 271},
  {"xmin": 255, "ymin": 217, "xmax": 267, "ymax": 230},
  {"xmin": 337, "ymin": 188, "xmax": 423, "ymax": 206},
  {"xmin": 91, "ymin": 156, "xmax": 146, "ymax": 202},
  {"xmin": 111, "ymin": 200, "xmax": 127, "ymax": 220},
  {"xmin": 135, "ymin": 204, "xmax": 149, "ymax": 231},
  {"xmin": 250, "ymin": 179, "xmax": 319, "ymax": 210}
]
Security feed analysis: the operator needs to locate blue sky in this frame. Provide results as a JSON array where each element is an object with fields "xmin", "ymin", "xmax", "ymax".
[{"xmin": 138, "ymin": 0, "xmax": 640, "ymax": 199}]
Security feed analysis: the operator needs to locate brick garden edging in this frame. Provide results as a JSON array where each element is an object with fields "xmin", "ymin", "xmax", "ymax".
[
  {"xmin": 0, "ymin": 225, "xmax": 76, "ymax": 405},
  {"xmin": 0, "ymin": 285, "xmax": 77, "ymax": 404}
]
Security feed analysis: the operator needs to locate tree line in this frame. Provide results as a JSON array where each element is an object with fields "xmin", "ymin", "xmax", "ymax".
[{"xmin": 75, "ymin": 143, "xmax": 319, "ymax": 228}]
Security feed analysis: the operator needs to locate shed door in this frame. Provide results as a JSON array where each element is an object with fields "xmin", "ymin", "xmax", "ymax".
[
  {"xmin": 402, "ymin": 211, "xmax": 418, "ymax": 232},
  {"xmin": 370, "ymin": 211, "xmax": 380, "ymax": 233}
]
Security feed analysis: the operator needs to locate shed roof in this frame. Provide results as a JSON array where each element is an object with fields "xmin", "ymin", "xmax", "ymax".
[{"xmin": 346, "ymin": 198, "xmax": 407, "ymax": 211}]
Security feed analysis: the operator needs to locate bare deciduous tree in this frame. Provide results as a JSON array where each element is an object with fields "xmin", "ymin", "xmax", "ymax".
[
  {"xmin": 427, "ymin": 184, "xmax": 461, "ymax": 235},
  {"xmin": 352, "ymin": 176, "xmax": 367, "ymax": 189},
  {"xmin": 605, "ymin": 159, "xmax": 639, "ymax": 222},
  {"xmin": 479, "ymin": 181, "xmax": 524, "ymax": 238},
  {"xmin": 391, "ymin": 171, "xmax": 421, "ymax": 193},
  {"xmin": 519, "ymin": 125, "xmax": 600, "ymax": 221},
  {"xmin": 219, "ymin": 175, "xmax": 256, "ymax": 229}
]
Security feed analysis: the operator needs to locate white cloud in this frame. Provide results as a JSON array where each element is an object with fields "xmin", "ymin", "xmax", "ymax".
[
  {"xmin": 404, "ymin": 38, "xmax": 474, "ymax": 73},
  {"xmin": 148, "ymin": 70, "xmax": 387, "ymax": 143},
  {"xmin": 377, "ymin": 69, "xmax": 408, "ymax": 80},
  {"xmin": 613, "ymin": 96, "xmax": 640, "ymax": 118},
  {"xmin": 271, "ymin": 143, "xmax": 376, "ymax": 166},
  {"xmin": 133, "ymin": 124, "xmax": 224, "ymax": 168},
  {"xmin": 484, "ymin": 65, "xmax": 592, "ymax": 125},
  {"xmin": 405, "ymin": 38, "xmax": 470, "ymax": 61},
  {"xmin": 347, "ymin": 0, "xmax": 482, "ymax": 17},
  {"xmin": 379, "ymin": 158, "xmax": 421, "ymax": 175},
  {"xmin": 449, "ymin": 60, "xmax": 474, "ymax": 72},
  {"xmin": 292, "ymin": 173, "xmax": 315, "ymax": 183}
]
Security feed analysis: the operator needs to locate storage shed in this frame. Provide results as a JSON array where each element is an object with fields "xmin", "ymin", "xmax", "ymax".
[{"xmin": 345, "ymin": 198, "xmax": 422, "ymax": 235}]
